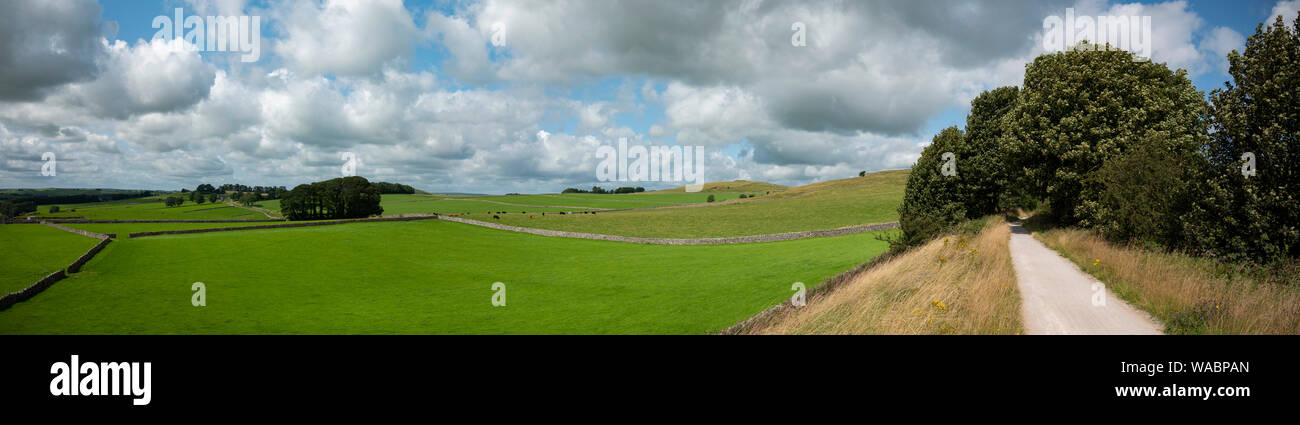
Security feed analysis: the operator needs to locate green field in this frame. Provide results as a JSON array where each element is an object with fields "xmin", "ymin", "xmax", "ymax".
[
  {"xmin": 62, "ymin": 221, "xmax": 300, "ymax": 239},
  {"xmin": 257, "ymin": 193, "xmax": 747, "ymax": 215},
  {"xmin": 489, "ymin": 170, "xmax": 908, "ymax": 238},
  {"xmin": 0, "ymin": 220, "xmax": 892, "ymax": 334},
  {"xmin": 0, "ymin": 224, "xmax": 101, "ymax": 294},
  {"xmin": 34, "ymin": 201, "xmax": 264, "ymax": 220}
]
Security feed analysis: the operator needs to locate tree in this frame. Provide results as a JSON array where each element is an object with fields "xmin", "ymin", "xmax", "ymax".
[
  {"xmin": 895, "ymin": 127, "xmax": 968, "ymax": 248},
  {"xmin": 195, "ymin": 184, "xmax": 217, "ymax": 194},
  {"xmin": 963, "ymin": 86, "xmax": 1018, "ymax": 216},
  {"xmin": 707, "ymin": 194, "xmax": 716, "ymax": 202},
  {"xmin": 1000, "ymin": 42, "xmax": 1208, "ymax": 227},
  {"xmin": 859, "ymin": 171, "xmax": 867, "ymax": 177},
  {"xmin": 208, "ymin": 193, "xmax": 220, "ymax": 204},
  {"xmin": 48, "ymin": 205, "xmax": 60, "ymax": 213},
  {"xmin": 240, "ymin": 192, "xmax": 260, "ymax": 206},
  {"xmin": 164, "ymin": 195, "xmax": 184, "ymax": 207},
  {"xmin": 1185, "ymin": 13, "xmax": 1300, "ymax": 260}
]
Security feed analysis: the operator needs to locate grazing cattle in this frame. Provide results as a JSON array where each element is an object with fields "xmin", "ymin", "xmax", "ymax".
[
  {"xmin": 529, "ymin": 215, "xmax": 534, "ymax": 218},
  {"xmin": 493, "ymin": 215, "xmax": 500, "ymax": 220}
]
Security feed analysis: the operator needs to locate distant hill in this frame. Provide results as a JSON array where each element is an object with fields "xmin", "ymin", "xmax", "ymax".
[{"xmin": 647, "ymin": 180, "xmax": 787, "ymax": 194}]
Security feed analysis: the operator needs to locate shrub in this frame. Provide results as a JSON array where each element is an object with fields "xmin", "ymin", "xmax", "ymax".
[
  {"xmin": 1093, "ymin": 134, "xmax": 1202, "ymax": 247},
  {"xmin": 48, "ymin": 205, "xmax": 59, "ymax": 213},
  {"xmin": 707, "ymin": 195, "xmax": 716, "ymax": 203}
]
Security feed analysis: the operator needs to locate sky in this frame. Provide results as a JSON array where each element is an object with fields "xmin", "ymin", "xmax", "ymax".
[{"xmin": 1, "ymin": 0, "xmax": 1297, "ymax": 194}]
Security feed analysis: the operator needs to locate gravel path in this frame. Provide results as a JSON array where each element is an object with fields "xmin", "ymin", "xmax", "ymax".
[{"xmin": 1008, "ymin": 223, "xmax": 1162, "ymax": 335}]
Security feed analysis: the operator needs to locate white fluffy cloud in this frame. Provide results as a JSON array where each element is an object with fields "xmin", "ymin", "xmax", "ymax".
[
  {"xmin": 0, "ymin": 0, "xmax": 1267, "ymax": 192},
  {"xmin": 1273, "ymin": 1, "xmax": 1300, "ymax": 26},
  {"xmin": 274, "ymin": 0, "xmax": 419, "ymax": 77}
]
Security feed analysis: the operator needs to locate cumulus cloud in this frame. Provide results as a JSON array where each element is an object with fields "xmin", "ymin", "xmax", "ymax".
[
  {"xmin": 1273, "ymin": 1, "xmax": 1300, "ymax": 26},
  {"xmin": 60, "ymin": 38, "xmax": 216, "ymax": 120},
  {"xmin": 274, "ymin": 0, "xmax": 419, "ymax": 77},
  {"xmin": 0, "ymin": 0, "xmax": 1263, "ymax": 193},
  {"xmin": 0, "ymin": 0, "xmax": 106, "ymax": 101}
]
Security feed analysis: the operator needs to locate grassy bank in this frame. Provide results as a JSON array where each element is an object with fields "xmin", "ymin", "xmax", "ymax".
[
  {"xmin": 742, "ymin": 217, "xmax": 1021, "ymax": 334},
  {"xmin": 1034, "ymin": 228, "xmax": 1300, "ymax": 334}
]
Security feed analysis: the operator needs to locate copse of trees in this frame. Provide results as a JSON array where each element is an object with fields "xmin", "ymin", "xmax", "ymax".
[
  {"xmin": 893, "ymin": 13, "xmax": 1300, "ymax": 264},
  {"xmin": 279, "ymin": 176, "xmax": 384, "ymax": 221},
  {"xmin": 0, "ymin": 200, "xmax": 36, "ymax": 218},
  {"xmin": 164, "ymin": 195, "xmax": 185, "ymax": 207}
]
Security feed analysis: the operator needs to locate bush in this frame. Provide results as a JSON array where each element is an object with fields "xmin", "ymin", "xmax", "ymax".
[
  {"xmin": 48, "ymin": 205, "xmax": 59, "ymax": 213},
  {"xmin": 707, "ymin": 195, "xmax": 716, "ymax": 202},
  {"xmin": 1093, "ymin": 134, "xmax": 1202, "ymax": 247}
]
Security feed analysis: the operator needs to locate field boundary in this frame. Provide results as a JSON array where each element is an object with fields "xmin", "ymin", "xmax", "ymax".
[
  {"xmin": 43, "ymin": 218, "xmax": 285, "ymax": 224},
  {"xmin": 1, "ymin": 223, "xmax": 113, "ymax": 311},
  {"xmin": 127, "ymin": 214, "xmax": 441, "ymax": 238},
  {"xmin": 438, "ymin": 216, "xmax": 899, "ymax": 245},
  {"xmin": 716, "ymin": 249, "xmax": 900, "ymax": 334},
  {"xmin": 40, "ymin": 221, "xmax": 116, "ymax": 239}
]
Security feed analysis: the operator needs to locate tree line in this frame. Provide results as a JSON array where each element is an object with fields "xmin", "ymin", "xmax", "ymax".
[
  {"xmin": 562, "ymin": 186, "xmax": 647, "ymax": 194},
  {"xmin": 896, "ymin": 14, "xmax": 1300, "ymax": 263}
]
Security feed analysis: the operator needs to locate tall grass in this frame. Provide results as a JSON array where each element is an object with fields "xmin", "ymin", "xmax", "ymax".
[
  {"xmin": 1035, "ymin": 228, "xmax": 1300, "ymax": 334},
  {"xmin": 746, "ymin": 217, "xmax": 1021, "ymax": 334}
]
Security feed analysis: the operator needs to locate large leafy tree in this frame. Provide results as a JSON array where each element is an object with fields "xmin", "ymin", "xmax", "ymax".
[
  {"xmin": 1000, "ymin": 42, "xmax": 1208, "ymax": 227},
  {"xmin": 962, "ymin": 86, "xmax": 1019, "ymax": 216},
  {"xmin": 896, "ymin": 127, "xmax": 967, "ymax": 247},
  {"xmin": 1186, "ymin": 13, "xmax": 1300, "ymax": 260}
]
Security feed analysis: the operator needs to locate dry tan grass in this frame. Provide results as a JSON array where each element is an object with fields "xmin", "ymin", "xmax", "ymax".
[
  {"xmin": 1035, "ymin": 229, "xmax": 1300, "ymax": 334},
  {"xmin": 746, "ymin": 217, "xmax": 1021, "ymax": 334}
]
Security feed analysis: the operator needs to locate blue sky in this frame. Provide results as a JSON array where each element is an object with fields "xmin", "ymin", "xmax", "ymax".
[{"xmin": 2, "ymin": 0, "xmax": 1297, "ymax": 193}]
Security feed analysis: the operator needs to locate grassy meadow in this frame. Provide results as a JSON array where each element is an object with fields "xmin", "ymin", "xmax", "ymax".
[
  {"xmin": 34, "ymin": 201, "xmax": 264, "ymax": 220},
  {"xmin": 0, "ymin": 219, "xmax": 893, "ymax": 334},
  {"xmin": 0, "ymin": 224, "xmax": 102, "ymax": 294},
  {"xmin": 490, "ymin": 170, "xmax": 907, "ymax": 238}
]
